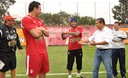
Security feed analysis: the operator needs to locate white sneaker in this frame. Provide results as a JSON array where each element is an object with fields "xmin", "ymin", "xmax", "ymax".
[
  {"xmin": 77, "ymin": 74, "xmax": 80, "ymax": 77},
  {"xmin": 76, "ymin": 74, "xmax": 84, "ymax": 78},
  {"xmin": 68, "ymin": 75, "xmax": 72, "ymax": 78},
  {"xmin": 77, "ymin": 74, "xmax": 81, "ymax": 77}
]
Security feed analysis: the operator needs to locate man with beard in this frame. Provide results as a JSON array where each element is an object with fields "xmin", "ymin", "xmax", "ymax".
[{"xmin": 61, "ymin": 17, "xmax": 83, "ymax": 78}]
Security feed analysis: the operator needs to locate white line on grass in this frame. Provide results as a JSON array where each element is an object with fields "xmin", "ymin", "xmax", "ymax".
[{"xmin": 5, "ymin": 70, "xmax": 127, "ymax": 77}]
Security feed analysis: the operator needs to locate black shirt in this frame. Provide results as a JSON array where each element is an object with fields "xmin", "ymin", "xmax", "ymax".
[{"xmin": 0, "ymin": 24, "xmax": 22, "ymax": 54}]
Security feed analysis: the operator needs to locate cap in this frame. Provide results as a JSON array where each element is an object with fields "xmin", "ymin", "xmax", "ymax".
[
  {"xmin": 4, "ymin": 15, "xmax": 16, "ymax": 21},
  {"xmin": 70, "ymin": 17, "xmax": 77, "ymax": 23}
]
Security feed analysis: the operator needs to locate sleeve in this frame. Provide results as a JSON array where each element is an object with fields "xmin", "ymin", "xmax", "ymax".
[
  {"xmin": 0, "ymin": 25, "xmax": 3, "ymax": 39},
  {"xmin": 77, "ymin": 27, "xmax": 83, "ymax": 33},
  {"xmin": 0, "ymin": 30, "xmax": 2, "ymax": 39},
  {"xmin": 16, "ymin": 34, "xmax": 23, "ymax": 49},
  {"xmin": 37, "ymin": 18, "xmax": 47, "ymax": 30},
  {"xmin": 21, "ymin": 17, "xmax": 36, "ymax": 32},
  {"xmin": 88, "ymin": 31, "xmax": 97, "ymax": 42},
  {"xmin": 112, "ymin": 34, "xmax": 122, "ymax": 41},
  {"xmin": 104, "ymin": 29, "xmax": 113, "ymax": 44},
  {"xmin": 41, "ymin": 20, "xmax": 48, "ymax": 30},
  {"xmin": 15, "ymin": 29, "xmax": 23, "ymax": 49},
  {"xmin": 117, "ymin": 31, "xmax": 127, "ymax": 39}
]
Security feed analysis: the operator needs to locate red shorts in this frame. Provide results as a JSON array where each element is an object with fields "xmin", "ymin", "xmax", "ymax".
[{"xmin": 26, "ymin": 53, "xmax": 49, "ymax": 77}]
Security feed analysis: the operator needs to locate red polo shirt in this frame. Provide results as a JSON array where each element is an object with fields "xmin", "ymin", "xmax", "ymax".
[
  {"xmin": 21, "ymin": 15, "xmax": 47, "ymax": 55},
  {"xmin": 68, "ymin": 26, "xmax": 83, "ymax": 50}
]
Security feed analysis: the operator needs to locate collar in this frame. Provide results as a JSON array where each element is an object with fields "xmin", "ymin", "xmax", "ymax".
[{"xmin": 99, "ymin": 26, "xmax": 106, "ymax": 31}]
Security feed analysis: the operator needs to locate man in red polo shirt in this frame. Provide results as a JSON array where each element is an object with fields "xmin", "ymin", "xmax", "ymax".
[
  {"xmin": 61, "ymin": 18, "xmax": 83, "ymax": 78},
  {"xmin": 21, "ymin": 1, "xmax": 49, "ymax": 78}
]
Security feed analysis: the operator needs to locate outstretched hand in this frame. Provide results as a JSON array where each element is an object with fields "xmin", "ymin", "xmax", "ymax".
[
  {"xmin": 78, "ymin": 40, "xmax": 85, "ymax": 44},
  {"xmin": 18, "ymin": 49, "xmax": 23, "ymax": 55},
  {"xmin": 90, "ymin": 40, "xmax": 96, "ymax": 46},
  {"xmin": 78, "ymin": 38, "xmax": 90, "ymax": 45}
]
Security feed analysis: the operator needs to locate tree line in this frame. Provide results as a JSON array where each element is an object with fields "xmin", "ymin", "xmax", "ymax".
[
  {"xmin": 14, "ymin": 12, "xmax": 95, "ymax": 26},
  {"xmin": 40, "ymin": 11, "xmax": 95, "ymax": 26}
]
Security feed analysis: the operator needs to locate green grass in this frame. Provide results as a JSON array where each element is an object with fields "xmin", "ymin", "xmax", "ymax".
[{"xmin": 5, "ymin": 45, "xmax": 128, "ymax": 78}]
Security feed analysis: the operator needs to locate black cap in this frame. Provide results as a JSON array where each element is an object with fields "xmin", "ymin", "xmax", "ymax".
[{"xmin": 70, "ymin": 18, "xmax": 77, "ymax": 23}]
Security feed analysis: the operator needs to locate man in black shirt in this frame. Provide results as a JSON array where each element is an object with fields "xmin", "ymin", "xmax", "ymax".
[{"xmin": 0, "ymin": 15, "xmax": 23, "ymax": 78}]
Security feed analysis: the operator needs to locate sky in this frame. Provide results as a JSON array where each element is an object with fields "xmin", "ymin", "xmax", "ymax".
[{"xmin": 9, "ymin": 0, "xmax": 119, "ymax": 24}]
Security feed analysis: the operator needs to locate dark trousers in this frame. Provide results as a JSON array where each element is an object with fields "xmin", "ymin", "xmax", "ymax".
[
  {"xmin": 112, "ymin": 48, "xmax": 126, "ymax": 77},
  {"xmin": 67, "ymin": 49, "xmax": 83, "ymax": 70}
]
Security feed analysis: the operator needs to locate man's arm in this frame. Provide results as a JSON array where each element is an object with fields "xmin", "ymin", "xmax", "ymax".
[
  {"xmin": 61, "ymin": 31, "xmax": 80, "ymax": 40},
  {"xmin": 29, "ymin": 27, "xmax": 43, "ymax": 39},
  {"xmin": 90, "ymin": 41, "xmax": 108, "ymax": 46},
  {"xmin": 0, "ymin": 30, "xmax": 2, "ymax": 39},
  {"xmin": 117, "ymin": 31, "xmax": 127, "ymax": 40},
  {"xmin": 64, "ymin": 31, "xmax": 80, "ymax": 36},
  {"xmin": 61, "ymin": 33, "xmax": 69, "ymax": 40},
  {"xmin": 78, "ymin": 39, "xmax": 90, "ymax": 44},
  {"xmin": 16, "ymin": 33, "xmax": 23, "ymax": 55},
  {"xmin": 40, "ymin": 27, "xmax": 49, "ymax": 37}
]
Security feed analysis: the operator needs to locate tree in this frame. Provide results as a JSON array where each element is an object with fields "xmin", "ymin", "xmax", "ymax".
[
  {"xmin": 79, "ymin": 16, "xmax": 95, "ymax": 25},
  {"xmin": 40, "ymin": 13, "xmax": 53, "ymax": 25},
  {"xmin": 40, "ymin": 11, "xmax": 95, "ymax": 26},
  {"xmin": 40, "ymin": 11, "xmax": 71, "ymax": 25},
  {"xmin": 112, "ymin": 0, "xmax": 128, "ymax": 24},
  {"xmin": 0, "ymin": 0, "xmax": 16, "ymax": 24}
]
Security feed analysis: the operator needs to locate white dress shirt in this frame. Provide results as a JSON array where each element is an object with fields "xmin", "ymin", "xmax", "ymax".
[
  {"xmin": 88, "ymin": 26, "xmax": 113, "ymax": 49},
  {"xmin": 111, "ymin": 30, "xmax": 127, "ymax": 48}
]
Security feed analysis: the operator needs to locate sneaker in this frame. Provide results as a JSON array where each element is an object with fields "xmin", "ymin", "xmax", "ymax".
[
  {"xmin": 122, "ymin": 76, "xmax": 126, "ymax": 78},
  {"xmin": 76, "ymin": 74, "xmax": 80, "ymax": 78},
  {"xmin": 113, "ymin": 76, "xmax": 118, "ymax": 78},
  {"xmin": 76, "ymin": 74, "xmax": 84, "ymax": 78},
  {"xmin": 68, "ymin": 75, "xmax": 72, "ymax": 78},
  {"xmin": 79, "ymin": 75, "xmax": 84, "ymax": 78},
  {"xmin": 121, "ymin": 73, "xmax": 126, "ymax": 78}
]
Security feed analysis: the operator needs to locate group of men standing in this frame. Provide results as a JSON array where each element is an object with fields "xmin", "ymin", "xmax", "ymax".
[
  {"xmin": 79, "ymin": 19, "xmax": 127, "ymax": 78},
  {"xmin": 0, "ymin": 1, "xmax": 127, "ymax": 78},
  {"xmin": 62, "ymin": 17, "xmax": 127, "ymax": 78}
]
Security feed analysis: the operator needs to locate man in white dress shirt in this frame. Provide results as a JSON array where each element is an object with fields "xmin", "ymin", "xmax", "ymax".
[
  {"xmin": 111, "ymin": 21, "xmax": 127, "ymax": 78},
  {"xmin": 79, "ymin": 18, "xmax": 113, "ymax": 78}
]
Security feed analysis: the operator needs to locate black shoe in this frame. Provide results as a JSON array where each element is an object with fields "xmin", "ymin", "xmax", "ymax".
[
  {"xmin": 121, "ymin": 73, "xmax": 126, "ymax": 78},
  {"xmin": 121, "ymin": 75, "xmax": 126, "ymax": 78},
  {"xmin": 122, "ymin": 76, "xmax": 126, "ymax": 78},
  {"xmin": 113, "ymin": 76, "xmax": 118, "ymax": 78}
]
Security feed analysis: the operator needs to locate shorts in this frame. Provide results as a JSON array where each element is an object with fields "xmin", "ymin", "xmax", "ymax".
[
  {"xmin": 26, "ymin": 53, "xmax": 49, "ymax": 77},
  {"xmin": 0, "ymin": 54, "xmax": 16, "ymax": 72},
  {"xmin": 67, "ymin": 49, "xmax": 83, "ymax": 70}
]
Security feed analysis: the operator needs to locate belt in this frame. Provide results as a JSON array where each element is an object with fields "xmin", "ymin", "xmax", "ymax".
[{"xmin": 97, "ymin": 48, "xmax": 109, "ymax": 51}]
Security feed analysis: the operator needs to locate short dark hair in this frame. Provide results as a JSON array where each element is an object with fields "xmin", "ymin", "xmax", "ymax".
[
  {"xmin": 114, "ymin": 21, "xmax": 120, "ymax": 25},
  {"xmin": 28, "ymin": 1, "xmax": 41, "ymax": 13},
  {"xmin": 96, "ymin": 18, "xmax": 105, "ymax": 25}
]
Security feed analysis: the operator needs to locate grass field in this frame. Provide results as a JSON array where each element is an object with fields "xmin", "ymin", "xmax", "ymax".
[{"xmin": 5, "ymin": 45, "xmax": 128, "ymax": 78}]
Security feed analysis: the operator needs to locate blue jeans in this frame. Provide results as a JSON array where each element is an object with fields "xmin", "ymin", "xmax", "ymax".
[{"xmin": 93, "ymin": 49, "xmax": 113, "ymax": 78}]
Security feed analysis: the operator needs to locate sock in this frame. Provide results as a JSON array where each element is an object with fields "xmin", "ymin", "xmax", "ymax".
[
  {"xmin": 77, "ymin": 73, "xmax": 81, "ymax": 75},
  {"xmin": 68, "ymin": 74, "xmax": 72, "ymax": 78}
]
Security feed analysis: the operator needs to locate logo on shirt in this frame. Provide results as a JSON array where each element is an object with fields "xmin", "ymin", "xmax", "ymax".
[{"xmin": 69, "ymin": 37, "xmax": 80, "ymax": 43}]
